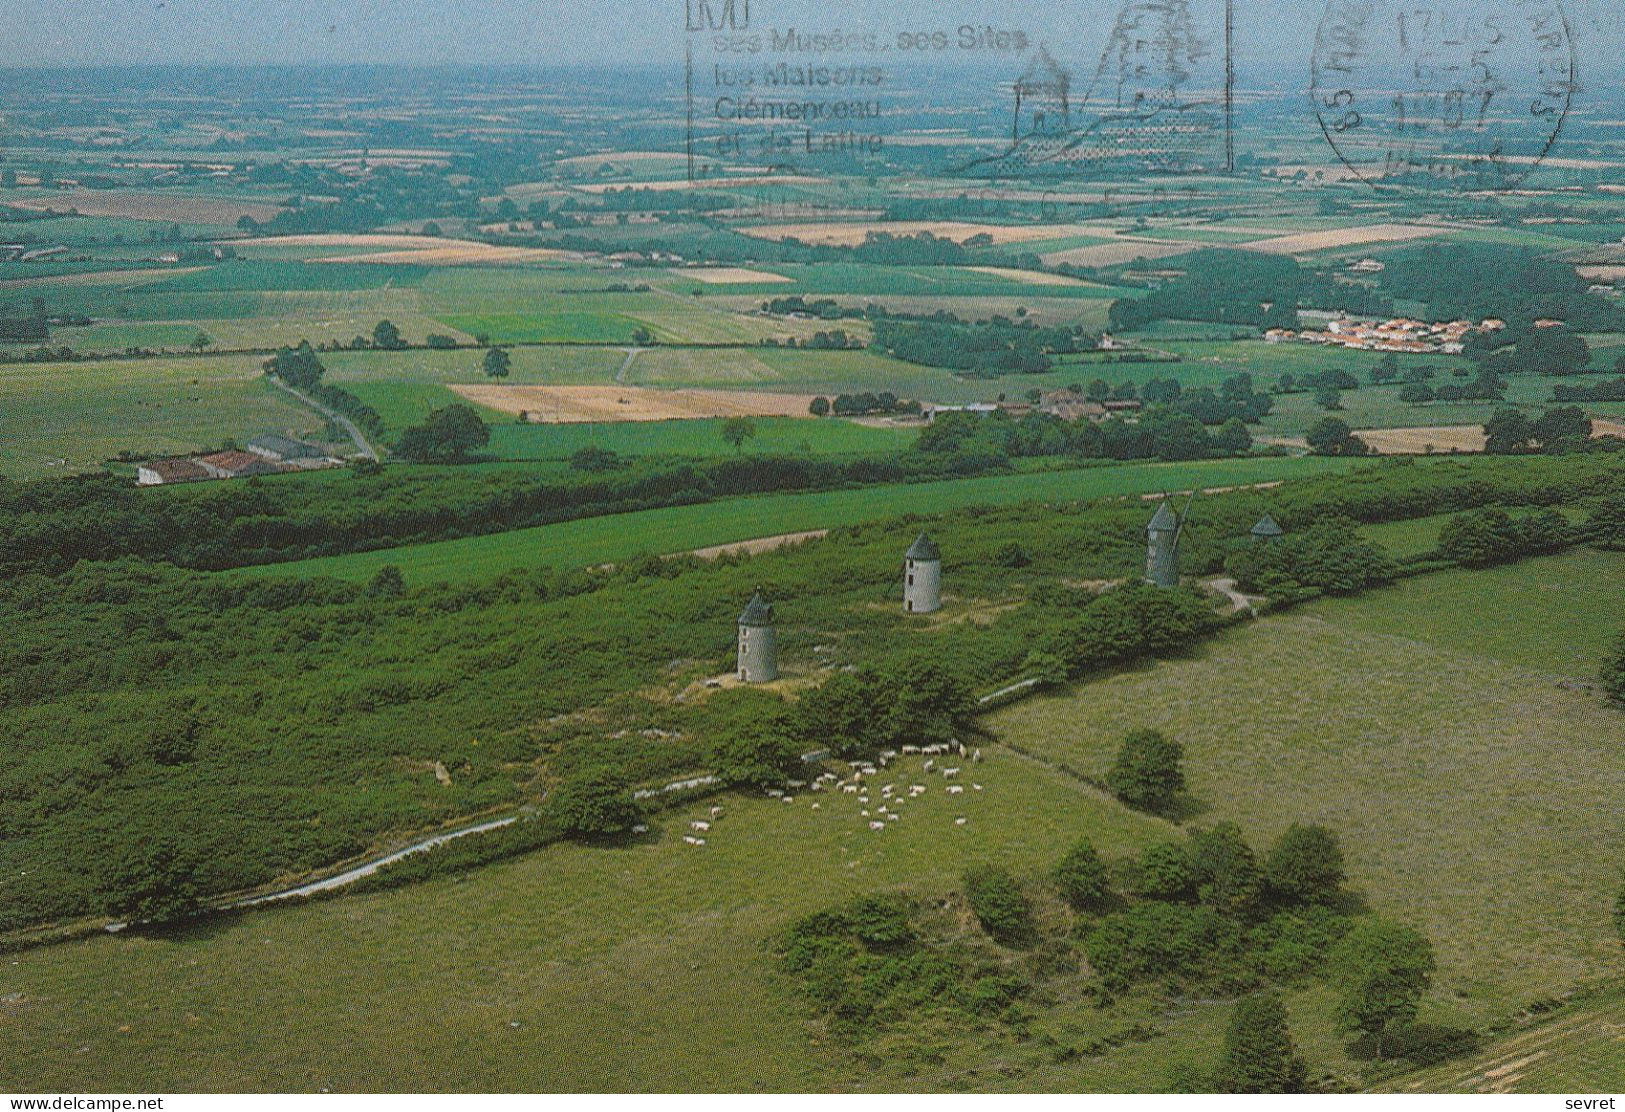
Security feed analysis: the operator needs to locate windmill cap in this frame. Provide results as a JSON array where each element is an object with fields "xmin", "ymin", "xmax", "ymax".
[
  {"xmin": 905, "ymin": 532, "xmax": 941, "ymax": 561},
  {"xmin": 738, "ymin": 591, "xmax": 775, "ymax": 627},
  {"xmin": 1251, "ymin": 513, "xmax": 1285, "ymax": 537},
  {"xmin": 1148, "ymin": 501, "xmax": 1179, "ymax": 532}
]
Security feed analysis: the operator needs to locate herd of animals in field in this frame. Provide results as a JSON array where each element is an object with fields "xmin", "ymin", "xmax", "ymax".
[{"xmin": 680, "ymin": 742, "xmax": 985, "ymax": 847}]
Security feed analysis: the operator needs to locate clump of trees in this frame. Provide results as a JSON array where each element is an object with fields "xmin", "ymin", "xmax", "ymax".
[
  {"xmin": 548, "ymin": 766, "xmax": 643, "ymax": 837},
  {"xmin": 795, "ymin": 651, "xmax": 975, "ymax": 760},
  {"xmin": 1484, "ymin": 406, "xmax": 1593, "ymax": 455},
  {"xmin": 1436, "ymin": 506, "xmax": 1572, "ymax": 568},
  {"xmin": 1109, "ymin": 250, "xmax": 1302, "ymax": 331},
  {"xmin": 1209, "ymin": 991, "xmax": 1309, "ymax": 1093},
  {"xmin": 873, "ymin": 316, "xmax": 1094, "ymax": 375},
  {"xmin": 1225, "ymin": 517, "xmax": 1395, "ymax": 596},
  {"xmin": 394, "ymin": 404, "xmax": 491, "ymax": 463}
]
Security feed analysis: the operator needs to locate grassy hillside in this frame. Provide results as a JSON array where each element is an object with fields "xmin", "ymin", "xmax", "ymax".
[{"xmin": 987, "ymin": 549, "xmax": 1625, "ymax": 1023}]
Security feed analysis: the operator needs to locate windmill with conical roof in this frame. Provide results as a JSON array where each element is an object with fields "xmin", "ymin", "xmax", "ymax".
[
  {"xmin": 1250, "ymin": 513, "xmax": 1284, "ymax": 543},
  {"xmin": 903, "ymin": 532, "xmax": 942, "ymax": 614},
  {"xmin": 736, "ymin": 590, "xmax": 778, "ymax": 683},
  {"xmin": 1145, "ymin": 493, "xmax": 1195, "ymax": 588}
]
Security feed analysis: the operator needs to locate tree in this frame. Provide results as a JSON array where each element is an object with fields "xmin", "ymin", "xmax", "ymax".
[
  {"xmin": 1483, "ymin": 407, "xmax": 1533, "ymax": 454},
  {"xmin": 1328, "ymin": 919, "xmax": 1435, "ymax": 1058},
  {"xmin": 189, "ymin": 331, "xmax": 213, "ymax": 352},
  {"xmin": 1371, "ymin": 353, "xmax": 1401, "ymax": 385},
  {"xmin": 963, "ymin": 864, "xmax": 1032, "ymax": 944},
  {"xmin": 1314, "ymin": 387, "xmax": 1344, "ymax": 411},
  {"xmin": 372, "ymin": 319, "xmax": 405, "ymax": 350},
  {"xmin": 1134, "ymin": 840, "xmax": 1196, "ymax": 901},
  {"xmin": 1054, "ymin": 838, "xmax": 1112, "ymax": 912},
  {"xmin": 808, "ymin": 396, "xmax": 830, "ymax": 417},
  {"xmin": 393, "ymin": 403, "xmax": 490, "ymax": 463},
  {"xmin": 1105, "ymin": 729, "xmax": 1186, "ymax": 813},
  {"xmin": 1399, "ymin": 382, "xmax": 1435, "ymax": 405},
  {"xmin": 1212, "ymin": 991, "xmax": 1308, "ymax": 1093},
  {"xmin": 1214, "ymin": 417, "xmax": 1252, "ymax": 454},
  {"xmin": 1603, "ymin": 632, "xmax": 1625, "ymax": 706},
  {"xmin": 365, "ymin": 564, "xmax": 405, "ymax": 599},
  {"xmin": 549, "ymin": 766, "xmax": 642, "ymax": 837},
  {"xmin": 1266, "ymin": 823, "xmax": 1345, "ymax": 905},
  {"xmin": 1531, "ymin": 405, "xmax": 1592, "ymax": 451},
  {"xmin": 795, "ymin": 670, "xmax": 876, "ymax": 759},
  {"xmin": 1305, "ymin": 417, "xmax": 1370, "ymax": 457},
  {"xmin": 720, "ymin": 416, "xmax": 756, "ymax": 452},
  {"xmin": 482, "ymin": 347, "xmax": 513, "ymax": 379},
  {"xmin": 870, "ymin": 652, "xmax": 974, "ymax": 750},
  {"xmin": 1189, "ymin": 822, "xmax": 1265, "ymax": 919}
]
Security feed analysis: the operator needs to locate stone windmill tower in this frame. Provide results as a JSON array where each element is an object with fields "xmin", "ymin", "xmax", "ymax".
[
  {"xmin": 903, "ymin": 533, "xmax": 942, "ymax": 614},
  {"xmin": 1145, "ymin": 499, "xmax": 1183, "ymax": 588},
  {"xmin": 736, "ymin": 590, "xmax": 778, "ymax": 683}
]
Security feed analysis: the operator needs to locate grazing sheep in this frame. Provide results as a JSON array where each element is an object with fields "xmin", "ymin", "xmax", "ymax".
[
  {"xmin": 782, "ymin": 796, "xmax": 795, "ymax": 804},
  {"xmin": 870, "ymin": 821, "xmax": 886, "ymax": 831},
  {"xmin": 788, "ymin": 780, "xmax": 807, "ymax": 789},
  {"xmin": 632, "ymin": 824, "xmax": 649, "ymax": 835},
  {"xmin": 902, "ymin": 745, "xmax": 921, "ymax": 755},
  {"xmin": 691, "ymin": 820, "xmax": 711, "ymax": 831},
  {"xmin": 683, "ymin": 835, "xmax": 701, "ymax": 845},
  {"xmin": 710, "ymin": 806, "xmax": 725, "ymax": 819},
  {"xmin": 972, "ymin": 748, "xmax": 982, "ymax": 763},
  {"xmin": 811, "ymin": 802, "xmax": 821, "ymax": 811},
  {"xmin": 942, "ymin": 767, "xmax": 960, "ymax": 779},
  {"xmin": 955, "ymin": 817, "xmax": 968, "ymax": 826},
  {"xmin": 842, "ymin": 784, "xmax": 859, "ymax": 794},
  {"xmin": 861, "ymin": 809, "xmax": 870, "ymax": 817},
  {"xmin": 767, "ymin": 789, "xmax": 784, "ymax": 798},
  {"xmin": 947, "ymin": 785, "xmax": 964, "ymax": 795},
  {"xmin": 972, "ymin": 783, "xmax": 983, "ymax": 792},
  {"xmin": 923, "ymin": 759, "xmax": 935, "ymax": 772}
]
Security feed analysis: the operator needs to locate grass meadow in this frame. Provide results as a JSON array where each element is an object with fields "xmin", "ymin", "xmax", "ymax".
[
  {"xmin": 0, "ymin": 355, "xmax": 329, "ymax": 479},
  {"xmin": 987, "ymin": 549, "xmax": 1625, "ymax": 1023}
]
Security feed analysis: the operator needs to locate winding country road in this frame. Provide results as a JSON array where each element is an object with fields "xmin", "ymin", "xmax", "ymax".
[{"xmin": 268, "ymin": 375, "xmax": 379, "ymax": 460}]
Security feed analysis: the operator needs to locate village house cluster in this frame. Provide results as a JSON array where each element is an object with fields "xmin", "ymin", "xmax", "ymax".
[
  {"xmin": 1265, "ymin": 315, "xmax": 1507, "ymax": 355},
  {"xmin": 923, "ymin": 391, "xmax": 1143, "ymax": 425},
  {"xmin": 136, "ymin": 434, "xmax": 340, "ymax": 486}
]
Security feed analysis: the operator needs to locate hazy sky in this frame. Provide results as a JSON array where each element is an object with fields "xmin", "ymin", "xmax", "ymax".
[{"xmin": 0, "ymin": 0, "xmax": 1614, "ymax": 71}]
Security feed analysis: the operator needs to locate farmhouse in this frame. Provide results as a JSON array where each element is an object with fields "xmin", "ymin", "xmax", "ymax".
[
  {"xmin": 246, "ymin": 434, "xmax": 327, "ymax": 463},
  {"xmin": 136, "ymin": 457, "xmax": 211, "ymax": 486},
  {"xmin": 737, "ymin": 591, "xmax": 779, "ymax": 683},
  {"xmin": 196, "ymin": 450, "xmax": 279, "ymax": 479}
]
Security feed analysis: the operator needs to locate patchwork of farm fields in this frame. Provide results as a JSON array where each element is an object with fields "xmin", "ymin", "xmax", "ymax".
[{"xmin": 232, "ymin": 455, "xmax": 1368, "ymax": 584}]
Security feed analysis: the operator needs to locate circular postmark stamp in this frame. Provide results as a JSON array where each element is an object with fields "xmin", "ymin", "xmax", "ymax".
[{"xmin": 1311, "ymin": 0, "xmax": 1577, "ymax": 188}]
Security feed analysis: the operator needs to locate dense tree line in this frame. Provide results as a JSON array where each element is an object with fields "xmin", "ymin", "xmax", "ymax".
[
  {"xmin": 1381, "ymin": 244, "xmax": 1623, "ymax": 330},
  {"xmin": 872, "ymin": 317, "xmax": 1093, "ymax": 375},
  {"xmin": 1108, "ymin": 250, "xmax": 1302, "ymax": 331}
]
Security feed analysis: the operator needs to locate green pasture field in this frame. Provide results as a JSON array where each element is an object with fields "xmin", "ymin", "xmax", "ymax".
[
  {"xmin": 8, "ymin": 321, "xmax": 205, "ymax": 353},
  {"xmin": 987, "ymin": 549, "xmax": 1625, "ymax": 1023},
  {"xmin": 233, "ymin": 455, "xmax": 1368, "ymax": 584},
  {"xmin": 1, "ymin": 746, "xmax": 1233, "ymax": 1093},
  {"xmin": 1372, "ymin": 982, "xmax": 1625, "ymax": 1093},
  {"xmin": 484, "ymin": 416, "xmax": 919, "ymax": 462},
  {"xmin": 0, "ymin": 355, "xmax": 329, "ymax": 479}
]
